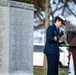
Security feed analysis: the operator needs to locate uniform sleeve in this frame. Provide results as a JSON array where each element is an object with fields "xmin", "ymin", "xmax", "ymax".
[{"xmin": 47, "ymin": 26, "xmax": 54, "ymax": 42}]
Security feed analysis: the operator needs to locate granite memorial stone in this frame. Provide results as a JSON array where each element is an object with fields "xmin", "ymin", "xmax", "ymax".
[{"xmin": 0, "ymin": 1, "xmax": 34, "ymax": 75}]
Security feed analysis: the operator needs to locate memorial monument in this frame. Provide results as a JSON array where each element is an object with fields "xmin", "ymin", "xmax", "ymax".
[{"xmin": 0, "ymin": 0, "xmax": 34, "ymax": 75}]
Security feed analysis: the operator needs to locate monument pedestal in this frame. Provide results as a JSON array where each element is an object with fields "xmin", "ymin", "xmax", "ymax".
[
  {"xmin": 0, "ymin": 73, "xmax": 33, "ymax": 75},
  {"xmin": 0, "ymin": 1, "xmax": 34, "ymax": 75}
]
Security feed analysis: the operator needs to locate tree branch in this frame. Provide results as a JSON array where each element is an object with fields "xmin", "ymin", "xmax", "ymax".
[
  {"xmin": 34, "ymin": 24, "xmax": 44, "ymax": 30},
  {"xmin": 61, "ymin": 0, "xmax": 68, "ymax": 15},
  {"xmin": 67, "ymin": 6, "xmax": 76, "ymax": 17},
  {"xmin": 53, "ymin": 5, "xmax": 64, "ymax": 14},
  {"xmin": 50, "ymin": 3, "xmax": 54, "ymax": 23},
  {"xmin": 36, "ymin": 14, "xmax": 44, "ymax": 22}
]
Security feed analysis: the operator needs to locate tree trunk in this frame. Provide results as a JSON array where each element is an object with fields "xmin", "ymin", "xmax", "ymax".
[
  {"xmin": 45, "ymin": 0, "xmax": 50, "ymax": 30},
  {"xmin": 42, "ymin": 0, "xmax": 50, "ymax": 70}
]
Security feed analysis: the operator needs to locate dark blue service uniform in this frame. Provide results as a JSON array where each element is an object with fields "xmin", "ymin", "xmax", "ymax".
[{"xmin": 44, "ymin": 24, "xmax": 60, "ymax": 75}]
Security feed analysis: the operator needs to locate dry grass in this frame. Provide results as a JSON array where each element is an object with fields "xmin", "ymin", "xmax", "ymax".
[{"xmin": 34, "ymin": 66, "xmax": 68, "ymax": 75}]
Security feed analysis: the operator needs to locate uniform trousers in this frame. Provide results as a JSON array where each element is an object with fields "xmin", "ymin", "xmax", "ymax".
[{"xmin": 46, "ymin": 54, "xmax": 59, "ymax": 75}]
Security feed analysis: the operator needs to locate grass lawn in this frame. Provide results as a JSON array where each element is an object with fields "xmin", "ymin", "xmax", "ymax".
[{"xmin": 34, "ymin": 66, "xmax": 68, "ymax": 75}]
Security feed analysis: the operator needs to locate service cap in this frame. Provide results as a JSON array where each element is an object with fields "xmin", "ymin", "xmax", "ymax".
[{"xmin": 55, "ymin": 15, "xmax": 66, "ymax": 25}]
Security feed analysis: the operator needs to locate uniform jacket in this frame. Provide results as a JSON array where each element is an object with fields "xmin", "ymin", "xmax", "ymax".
[{"xmin": 44, "ymin": 24, "xmax": 60, "ymax": 56}]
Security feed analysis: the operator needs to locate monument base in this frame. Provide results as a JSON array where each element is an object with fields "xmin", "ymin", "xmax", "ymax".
[{"xmin": 0, "ymin": 73, "xmax": 34, "ymax": 75}]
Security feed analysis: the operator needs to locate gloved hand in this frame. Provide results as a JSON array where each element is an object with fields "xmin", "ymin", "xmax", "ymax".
[
  {"xmin": 59, "ymin": 31, "xmax": 64, "ymax": 37},
  {"xmin": 54, "ymin": 36, "xmax": 59, "ymax": 41}
]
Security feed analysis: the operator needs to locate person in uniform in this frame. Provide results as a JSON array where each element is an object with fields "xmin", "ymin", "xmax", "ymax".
[{"xmin": 44, "ymin": 15, "xmax": 66, "ymax": 75}]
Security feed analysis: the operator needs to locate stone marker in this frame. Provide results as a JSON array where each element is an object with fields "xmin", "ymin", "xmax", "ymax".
[{"xmin": 0, "ymin": 0, "xmax": 34, "ymax": 75}]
